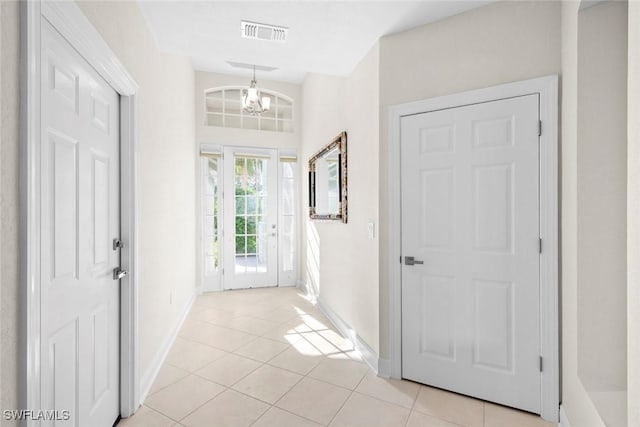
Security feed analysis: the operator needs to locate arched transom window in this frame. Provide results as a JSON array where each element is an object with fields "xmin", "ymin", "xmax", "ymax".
[{"xmin": 204, "ymin": 86, "xmax": 293, "ymax": 132}]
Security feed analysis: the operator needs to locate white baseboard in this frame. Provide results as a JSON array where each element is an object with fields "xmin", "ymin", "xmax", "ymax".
[
  {"xmin": 315, "ymin": 299, "xmax": 379, "ymax": 373},
  {"xmin": 559, "ymin": 405, "xmax": 571, "ymax": 427},
  {"xmin": 377, "ymin": 358, "xmax": 391, "ymax": 378},
  {"xmin": 139, "ymin": 291, "xmax": 196, "ymax": 404}
]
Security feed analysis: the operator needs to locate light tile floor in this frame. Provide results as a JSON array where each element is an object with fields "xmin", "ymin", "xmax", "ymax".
[{"xmin": 118, "ymin": 287, "xmax": 554, "ymax": 427}]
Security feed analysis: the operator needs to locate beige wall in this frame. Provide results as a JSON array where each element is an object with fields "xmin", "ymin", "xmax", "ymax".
[
  {"xmin": 561, "ymin": 1, "xmax": 632, "ymax": 426},
  {"xmin": 628, "ymin": 2, "xmax": 640, "ymax": 425},
  {"xmin": 378, "ymin": 0, "xmax": 562, "ymax": 360},
  {"xmin": 301, "ymin": 44, "xmax": 380, "ymax": 354},
  {"xmin": 559, "ymin": 2, "xmax": 605, "ymax": 425},
  {"xmin": 76, "ymin": 1, "xmax": 197, "ymax": 382},
  {"xmin": 0, "ymin": 1, "xmax": 20, "ymax": 423},
  {"xmin": 577, "ymin": 0, "xmax": 628, "ymax": 394}
]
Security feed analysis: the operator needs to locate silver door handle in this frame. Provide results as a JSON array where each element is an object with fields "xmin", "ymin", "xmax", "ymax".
[
  {"xmin": 113, "ymin": 268, "xmax": 128, "ymax": 280},
  {"xmin": 404, "ymin": 256, "xmax": 424, "ymax": 266}
]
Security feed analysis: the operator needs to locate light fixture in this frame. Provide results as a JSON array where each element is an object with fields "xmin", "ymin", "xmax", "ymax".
[{"xmin": 242, "ymin": 66, "xmax": 271, "ymax": 116}]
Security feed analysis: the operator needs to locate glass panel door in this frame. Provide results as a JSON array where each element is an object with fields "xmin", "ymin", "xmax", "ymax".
[{"xmin": 223, "ymin": 148, "xmax": 278, "ymax": 289}]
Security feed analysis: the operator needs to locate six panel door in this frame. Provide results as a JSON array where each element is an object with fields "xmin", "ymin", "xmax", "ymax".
[
  {"xmin": 40, "ymin": 20, "xmax": 121, "ymax": 427},
  {"xmin": 401, "ymin": 95, "xmax": 541, "ymax": 413}
]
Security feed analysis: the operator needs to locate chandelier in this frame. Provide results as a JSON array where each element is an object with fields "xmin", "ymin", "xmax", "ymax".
[{"xmin": 242, "ymin": 66, "xmax": 271, "ymax": 116}]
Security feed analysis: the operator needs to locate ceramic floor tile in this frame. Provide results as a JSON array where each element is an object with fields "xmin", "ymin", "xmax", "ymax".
[
  {"xmin": 165, "ymin": 337, "xmax": 227, "ymax": 372},
  {"xmin": 117, "ymin": 405, "xmax": 175, "ymax": 427},
  {"xmin": 275, "ymin": 377, "xmax": 352, "ymax": 425},
  {"xmin": 299, "ymin": 314, "xmax": 334, "ymax": 332},
  {"xmin": 261, "ymin": 322, "xmax": 306, "ymax": 344},
  {"xmin": 484, "ymin": 402, "xmax": 554, "ymax": 427},
  {"xmin": 145, "ymin": 374, "xmax": 225, "ymax": 421},
  {"xmin": 177, "ymin": 318, "xmax": 209, "ymax": 339},
  {"xmin": 149, "ymin": 364, "xmax": 190, "ymax": 395},
  {"xmin": 255, "ymin": 307, "xmax": 303, "ymax": 324},
  {"xmin": 181, "ymin": 321, "xmax": 258, "ymax": 351},
  {"xmin": 413, "ymin": 386, "xmax": 484, "ymax": 427},
  {"xmin": 194, "ymin": 353, "xmax": 261, "ymax": 386},
  {"xmin": 252, "ymin": 407, "xmax": 323, "ymax": 427},
  {"xmin": 329, "ymin": 392, "xmax": 410, "ymax": 427},
  {"xmin": 406, "ymin": 410, "xmax": 463, "ymax": 427},
  {"xmin": 317, "ymin": 329, "xmax": 355, "ymax": 352},
  {"xmin": 195, "ymin": 307, "xmax": 238, "ymax": 324},
  {"xmin": 308, "ymin": 357, "xmax": 369, "ymax": 389},
  {"xmin": 355, "ymin": 371, "xmax": 420, "ymax": 409},
  {"xmin": 233, "ymin": 336, "xmax": 289, "ymax": 362},
  {"xmin": 232, "ymin": 364, "xmax": 302, "ymax": 404},
  {"xmin": 268, "ymin": 345, "xmax": 324, "ymax": 375},
  {"xmin": 231, "ymin": 317, "xmax": 282, "ymax": 335},
  {"xmin": 299, "ymin": 331, "xmax": 343, "ymax": 356},
  {"xmin": 180, "ymin": 389, "xmax": 269, "ymax": 427}
]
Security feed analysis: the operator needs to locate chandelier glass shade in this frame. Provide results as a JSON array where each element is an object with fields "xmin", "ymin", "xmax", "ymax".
[{"xmin": 242, "ymin": 66, "xmax": 271, "ymax": 116}]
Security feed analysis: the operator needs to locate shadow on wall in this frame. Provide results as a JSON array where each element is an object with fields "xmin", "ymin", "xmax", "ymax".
[{"xmin": 306, "ymin": 220, "xmax": 320, "ymax": 297}]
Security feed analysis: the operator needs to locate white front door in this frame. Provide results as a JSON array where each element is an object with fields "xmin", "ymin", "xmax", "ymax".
[
  {"xmin": 401, "ymin": 95, "xmax": 541, "ymax": 413},
  {"xmin": 41, "ymin": 20, "xmax": 121, "ymax": 426},
  {"xmin": 223, "ymin": 148, "xmax": 279, "ymax": 289}
]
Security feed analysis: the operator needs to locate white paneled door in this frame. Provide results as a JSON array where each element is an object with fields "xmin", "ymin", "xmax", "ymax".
[
  {"xmin": 401, "ymin": 95, "xmax": 541, "ymax": 413},
  {"xmin": 223, "ymin": 148, "xmax": 279, "ymax": 289},
  {"xmin": 41, "ymin": 21, "xmax": 120, "ymax": 426}
]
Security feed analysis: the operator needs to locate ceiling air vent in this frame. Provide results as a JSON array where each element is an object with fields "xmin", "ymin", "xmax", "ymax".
[{"xmin": 241, "ymin": 21, "xmax": 288, "ymax": 42}]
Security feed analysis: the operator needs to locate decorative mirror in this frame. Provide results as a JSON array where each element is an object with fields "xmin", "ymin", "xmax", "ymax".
[{"xmin": 308, "ymin": 131, "xmax": 347, "ymax": 222}]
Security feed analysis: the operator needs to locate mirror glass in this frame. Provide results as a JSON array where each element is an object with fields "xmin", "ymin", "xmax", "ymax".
[{"xmin": 309, "ymin": 132, "xmax": 347, "ymax": 222}]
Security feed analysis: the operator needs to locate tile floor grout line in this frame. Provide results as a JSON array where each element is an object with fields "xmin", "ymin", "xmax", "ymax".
[
  {"xmin": 145, "ymin": 374, "xmax": 228, "ymax": 424},
  {"xmin": 322, "ymin": 365, "xmax": 370, "ymax": 427},
  {"xmin": 403, "ymin": 383, "xmax": 421, "ymax": 427}
]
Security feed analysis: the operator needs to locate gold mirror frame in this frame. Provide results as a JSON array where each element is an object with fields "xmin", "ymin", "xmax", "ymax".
[{"xmin": 308, "ymin": 131, "xmax": 347, "ymax": 223}]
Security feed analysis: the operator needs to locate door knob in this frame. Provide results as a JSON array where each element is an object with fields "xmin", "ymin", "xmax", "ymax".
[{"xmin": 404, "ymin": 256, "xmax": 424, "ymax": 266}]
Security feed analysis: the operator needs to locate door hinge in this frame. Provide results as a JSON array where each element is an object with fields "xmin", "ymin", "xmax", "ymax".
[
  {"xmin": 399, "ymin": 256, "xmax": 402, "ymax": 264},
  {"xmin": 538, "ymin": 120, "xmax": 542, "ymax": 137},
  {"xmin": 539, "ymin": 238, "xmax": 542, "ymax": 254},
  {"xmin": 539, "ymin": 355, "xmax": 544, "ymax": 372}
]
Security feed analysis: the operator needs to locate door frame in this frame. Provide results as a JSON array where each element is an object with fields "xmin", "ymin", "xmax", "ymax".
[
  {"xmin": 21, "ymin": 0, "xmax": 140, "ymax": 422},
  {"xmin": 386, "ymin": 76, "xmax": 559, "ymax": 421}
]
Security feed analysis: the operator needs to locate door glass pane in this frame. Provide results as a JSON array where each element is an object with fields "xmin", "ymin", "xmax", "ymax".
[
  {"xmin": 204, "ymin": 158, "xmax": 219, "ymax": 275},
  {"xmin": 234, "ymin": 156, "xmax": 269, "ymax": 274},
  {"xmin": 280, "ymin": 161, "xmax": 297, "ymax": 274}
]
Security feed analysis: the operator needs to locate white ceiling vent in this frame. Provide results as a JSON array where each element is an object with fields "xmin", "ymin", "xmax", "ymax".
[{"xmin": 241, "ymin": 21, "xmax": 288, "ymax": 42}]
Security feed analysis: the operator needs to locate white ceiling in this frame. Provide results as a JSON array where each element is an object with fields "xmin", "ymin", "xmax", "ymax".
[{"xmin": 138, "ymin": 1, "xmax": 492, "ymax": 83}]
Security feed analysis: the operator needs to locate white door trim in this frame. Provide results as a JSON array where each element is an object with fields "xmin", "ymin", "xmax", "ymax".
[
  {"xmin": 386, "ymin": 76, "xmax": 559, "ymax": 422},
  {"xmin": 21, "ymin": 0, "xmax": 140, "ymax": 421}
]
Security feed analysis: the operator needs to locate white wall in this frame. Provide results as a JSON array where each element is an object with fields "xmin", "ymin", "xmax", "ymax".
[
  {"xmin": 77, "ymin": 1, "xmax": 197, "ymax": 383},
  {"xmin": 301, "ymin": 44, "xmax": 380, "ymax": 355},
  {"xmin": 0, "ymin": 2, "xmax": 20, "ymax": 424},
  {"xmin": 627, "ymin": 2, "xmax": 640, "ymax": 425},
  {"xmin": 577, "ymin": 0, "xmax": 628, "ymax": 396},
  {"xmin": 378, "ymin": 0, "xmax": 561, "ymax": 360}
]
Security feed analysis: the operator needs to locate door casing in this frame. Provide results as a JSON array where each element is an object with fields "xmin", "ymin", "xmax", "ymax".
[
  {"xmin": 21, "ymin": 0, "xmax": 140, "ymax": 422},
  {"xmin": 385, "ymin": 76, "xmax": 559, "ymax": 421}
]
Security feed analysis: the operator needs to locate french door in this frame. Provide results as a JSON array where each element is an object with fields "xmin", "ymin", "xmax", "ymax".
[{"xmin": 223, "ymin": 148, "xmax": 279, "ymax": 289}]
